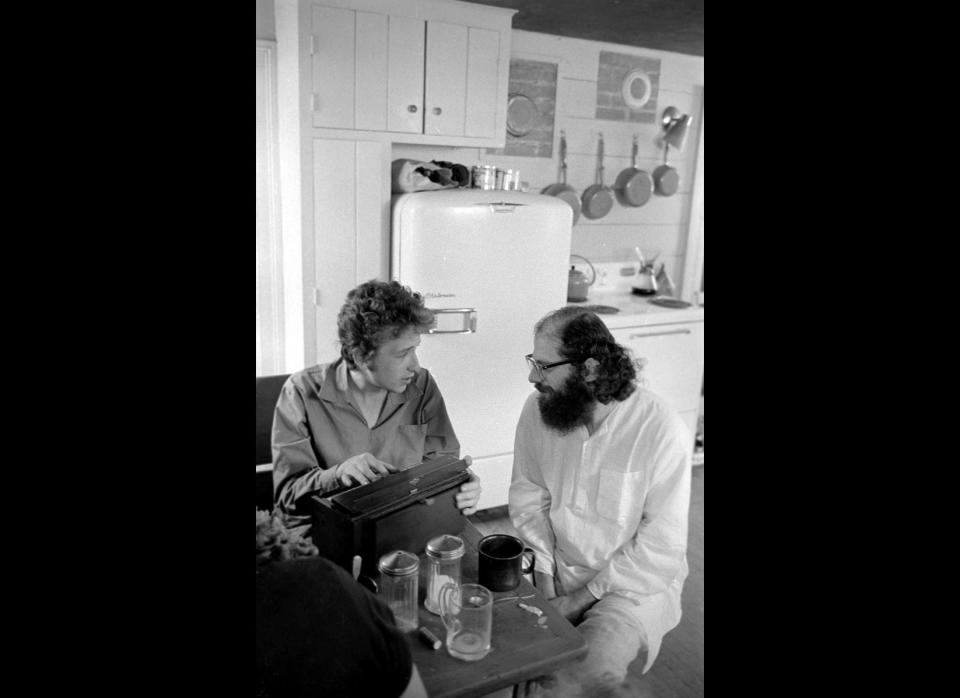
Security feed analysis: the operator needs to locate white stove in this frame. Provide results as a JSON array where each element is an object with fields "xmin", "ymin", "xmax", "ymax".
[{"xmin": 566, "ymin": 260, "xmax": 704, "ymax": 330}]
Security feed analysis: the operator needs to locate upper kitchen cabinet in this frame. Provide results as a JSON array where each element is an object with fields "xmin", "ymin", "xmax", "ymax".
[{"xmin": 306, "ymin": 0, "xmax": 514, "ymax": 147}]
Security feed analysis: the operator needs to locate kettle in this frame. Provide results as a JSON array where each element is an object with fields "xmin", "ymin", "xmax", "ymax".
[
  {"xmin": 631, "ymin": 246, "xmax": 658, "ymax": 296},
  {"xmin": 567, "ymin": 254, "xmax": 596, "ymax": 302}
]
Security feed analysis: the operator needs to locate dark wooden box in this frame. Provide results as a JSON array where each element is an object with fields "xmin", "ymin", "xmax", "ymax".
[{"xmin": 308, "ymin": 455, "xmax": 471, "ymax": 578}]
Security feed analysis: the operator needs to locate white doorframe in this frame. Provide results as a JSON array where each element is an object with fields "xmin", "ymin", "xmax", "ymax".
[
  {"xmin": 257, "ymin": 40, "xmax": 287, "ymax": 375},
  {"xmin": 681, "ymin": 89, "xmax": 704, "ymax": 303}
]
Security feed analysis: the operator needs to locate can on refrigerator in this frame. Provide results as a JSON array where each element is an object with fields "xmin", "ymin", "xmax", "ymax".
[{"xmin": 471, "ymin": 165, "xmax": 497, "ymax": 190}]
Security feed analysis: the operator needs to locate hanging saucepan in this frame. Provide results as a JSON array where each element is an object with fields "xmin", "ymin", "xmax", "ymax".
[
  {"xmin": 542, "ymin": 130, "xmax": 581, "ymax": 224},
  {"xmin": 581, "ymin": 133, "xmax": 614, "ymax": 220},
  {"xmin": 653, "ymin": 143, "xmax": 680, "ymax": 197},
  {"xmin": 614, "ymin": 134, "xmax": 654, "ymax": 207}
]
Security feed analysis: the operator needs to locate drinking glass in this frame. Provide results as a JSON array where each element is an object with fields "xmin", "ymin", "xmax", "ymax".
[{"xmin": 438, "ymin": 583, "xmax": 493, "ymax": 661}]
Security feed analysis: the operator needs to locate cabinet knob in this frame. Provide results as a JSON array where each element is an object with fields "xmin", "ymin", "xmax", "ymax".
[
  {"xmin": 432, "ymin": 107, "xmax": 442, "ymax": 115},
  {"xmin": 407, "ymin": 105, "xmax": 418, "ymax": 113}
]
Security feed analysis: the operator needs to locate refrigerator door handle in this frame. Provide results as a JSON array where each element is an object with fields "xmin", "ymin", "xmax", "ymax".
[{"xmin": 426, "ymin": 308, "xmax": 478, "ymax": 334}]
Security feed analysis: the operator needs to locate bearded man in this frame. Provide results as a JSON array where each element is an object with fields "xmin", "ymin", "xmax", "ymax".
[{"xmin": 509, "ymin": 306, "xmax": 692, "ymax": 695}]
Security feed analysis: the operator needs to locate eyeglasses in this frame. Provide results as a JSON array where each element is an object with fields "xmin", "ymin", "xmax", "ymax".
[{"xmin": 525, "ymin": 354, "xmax": 575, "ymax": 382}]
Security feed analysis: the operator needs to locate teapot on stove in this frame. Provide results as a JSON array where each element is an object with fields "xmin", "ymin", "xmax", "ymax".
[{"xmin": 567, "ymin": 255, "xmax": 596, "ymax": 302}]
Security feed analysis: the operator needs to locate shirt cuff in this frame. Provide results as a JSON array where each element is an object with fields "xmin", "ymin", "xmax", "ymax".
[{"xmin": 586, "ymin": 577, "xmax": 605, "ymax": 600}]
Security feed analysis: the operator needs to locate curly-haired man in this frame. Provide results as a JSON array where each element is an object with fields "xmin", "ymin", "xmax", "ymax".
[
  {"xmin": 509, "ymin": 306, "xmax": 691, "ymax": 694},
  {"xmin": 272, "ymin": 279, "xmax": 481, "ymax": 538}
]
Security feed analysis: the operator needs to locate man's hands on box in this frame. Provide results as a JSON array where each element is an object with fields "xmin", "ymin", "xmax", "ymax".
[
  {"xmin": 335, "ymin": 453, "xmax": 398, "ymax": 486},
  {"xmin": 456, "ymin": 455, "xmax": 482, "ymax": 516}
]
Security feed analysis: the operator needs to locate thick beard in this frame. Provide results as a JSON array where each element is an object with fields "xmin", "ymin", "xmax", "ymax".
[{"xmin": 536, "ymin": 372, "xmax": 595, "ymax": 435}]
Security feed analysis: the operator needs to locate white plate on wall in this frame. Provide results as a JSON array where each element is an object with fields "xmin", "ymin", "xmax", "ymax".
[{"xmin": 621, "ymin": 69, "xmax": 652, "ymax": 111}]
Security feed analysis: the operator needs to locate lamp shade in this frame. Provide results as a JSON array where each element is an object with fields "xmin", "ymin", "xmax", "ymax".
[{"xmin": 664, "ymin": 113, "xmax": 691, "ymax": 151}]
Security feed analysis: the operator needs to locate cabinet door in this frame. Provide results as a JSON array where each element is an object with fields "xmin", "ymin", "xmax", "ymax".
[
  {"xmin": 610, "ymin": 322, "xmax": 704, "ymax": 415},
  {"xmin": 463, "ymin": 26, "xmax": 500, "ymax": 139},
  {"xmin": 387, "ymin": 15, "xmax": 425, "ymax": 134},
  {"xmin": 311, "ymin": 5, "xmax": 355, "ymax": 129},
  {"xmin": 354, "ymin": 11, "xmax": 389, "ymax": 132},
  {"xmin": 424, "ymin": 21, "xmax": 468, "ymax": 137}
]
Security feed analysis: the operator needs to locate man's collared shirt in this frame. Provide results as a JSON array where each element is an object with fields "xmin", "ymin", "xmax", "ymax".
[{"xmin": 271, "ymin": 360, "xmax": 460, "ymax": 529}]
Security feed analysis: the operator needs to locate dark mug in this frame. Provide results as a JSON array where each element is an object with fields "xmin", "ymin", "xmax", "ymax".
[{"xmin": 478, "ymin": 534, "xmax": 535, "ymax": 592}]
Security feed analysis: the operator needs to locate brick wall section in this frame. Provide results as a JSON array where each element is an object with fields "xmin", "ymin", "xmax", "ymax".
[
  {"xmin": 596, "ymin": 51, "xmax": 660, "ymax": 123},
  {"xmin": 487, "ymin": 58, "xmax": 557, "ymax": 158}
]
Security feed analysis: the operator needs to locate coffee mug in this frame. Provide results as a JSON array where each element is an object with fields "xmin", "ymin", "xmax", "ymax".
[
  {"xmin": 438, "ymin": 583, "xmax": 493, "ymax": 661},
  {"xmin": 478, "ymin": 534, "xmax": 535, "ymax": 592}
]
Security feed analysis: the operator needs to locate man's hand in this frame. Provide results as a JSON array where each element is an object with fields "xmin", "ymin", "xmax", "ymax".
[
  {"xmin": 549, "ymin": 586, "xmax": 598, "ymax": 625},
  {"xmin": 336, "ymin": 453, "xmax": 397, "ymax": 486},
  {"xmin": 456, "ymin": 457, "xmax": 482, "ymax": 515},
  {"xmin": 533, "ymin": 571, "xmax": 557, "ymax": 600}
]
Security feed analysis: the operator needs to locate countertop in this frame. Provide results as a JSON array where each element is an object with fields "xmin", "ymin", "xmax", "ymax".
[{"xmin": 568, "ymin": 288, "xmax": 704, "ymax": 330}]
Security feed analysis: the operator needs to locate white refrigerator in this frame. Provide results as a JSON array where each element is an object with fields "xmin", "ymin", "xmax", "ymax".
[{"xmin": 391, "ymin": 190, "xmax": 573, "ymax": 510}]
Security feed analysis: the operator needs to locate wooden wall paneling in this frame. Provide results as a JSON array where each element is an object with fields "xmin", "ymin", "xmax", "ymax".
[
  {"xmin": 657, "ymin": 53, "xmax": 705, "ymax": 94},
  {"xmin": 391, "ymin": 143, "xmax": 482, "ymax": 166},
  {"xmin": 572, "ymin": 223, "xmax": 687, "ymax": 258},
  {"xmin": 313, "ymin": 138, "xmax": 360, "ymax": 362},
  {"xmin": 355, "ymin": 139, "xmax": 392, "ymax": 283},
  {"xmin": 512, "ymin": 30, "xmax": 598, "ymax": 81},
  {"xmin": 556, "ymin": 78, "xmax": 599, "ymax": 118}
]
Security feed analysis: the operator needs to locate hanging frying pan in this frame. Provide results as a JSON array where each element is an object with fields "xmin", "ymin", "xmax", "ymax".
[
  {"xmin": 653, "ymin": 143, "xmax": 680, "ymax": 197},
  {"xmin": 581, "ymin": 133, "xmax": 614, "ymax": 220},
  {"xmin": 541, "ymin": 130, "xmax": 581, "ymax": 224},
  {"xmin": 614, "ymin": 135, "xmax": 653, "ymax": 207}
]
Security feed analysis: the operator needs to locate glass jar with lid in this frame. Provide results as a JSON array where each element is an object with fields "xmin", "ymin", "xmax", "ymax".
[
  {"xmin": 378, "ymin": 550, "xmax": 420, "ymax": 632},
  {"xmin": 424, "ymin": 534, "xmax": 465, "ymax": 614}
]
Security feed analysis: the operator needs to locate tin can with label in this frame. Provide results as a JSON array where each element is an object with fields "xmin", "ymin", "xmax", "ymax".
[{"xmin": 471, "ymin": 165, "xmax": 497, "ymax": 190}]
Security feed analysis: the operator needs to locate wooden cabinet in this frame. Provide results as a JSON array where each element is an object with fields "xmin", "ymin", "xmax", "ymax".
[
  {"xmin": 275, "ymin": 0, "xmax": 515, "ymax": 365},
  {"xmin": 308, "ymin": 0, "xmax": 513, "ymax": 146},
  {"xmin": 608, "ymin": 320, "xmax": 704, "ymax": 442}
]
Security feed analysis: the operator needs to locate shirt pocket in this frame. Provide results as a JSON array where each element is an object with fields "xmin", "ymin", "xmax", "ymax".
[
  {"xmin": 595, "ymin": 468, "xmax": 644, "ymax": 525},
  {"xmin": 390, "ymin": 424, "xmax": 428, "ymax": 469}
]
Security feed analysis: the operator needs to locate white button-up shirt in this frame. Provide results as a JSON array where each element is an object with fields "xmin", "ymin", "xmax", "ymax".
[{"xmin": 509, "ymin": 386, "xmax": 691, "ymax": 665}]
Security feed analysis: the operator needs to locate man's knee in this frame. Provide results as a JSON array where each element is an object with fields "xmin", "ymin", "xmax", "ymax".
[{"xmin": 576, "ymin": 596, "xmax": 648, "ymax": 683}]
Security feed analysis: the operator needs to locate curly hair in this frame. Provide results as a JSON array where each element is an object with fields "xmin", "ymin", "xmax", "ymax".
[
  {"xmin": 256, "ymin": 508, "xmax": 318, "ymax": 566},
  {"xmin": 337, "ymin": 280, "xmax": 434, "ymax": 368},
  {"xmin": 535, "ymin": 306, "xmax": 638, "ymax": 404}
]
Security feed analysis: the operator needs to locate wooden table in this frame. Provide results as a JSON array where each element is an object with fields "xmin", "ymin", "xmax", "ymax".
[{"xmin": 408, "ymin": 520, "xmax": 587, "ymax": 698}]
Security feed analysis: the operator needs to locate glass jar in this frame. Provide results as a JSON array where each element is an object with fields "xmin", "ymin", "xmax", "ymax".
[
  {"xmin": 424, "ymin": 534, "xmax": 465, "ymax": 614},
  {"xmin": 378, "ymin": 550, "xmax": 420, "ymax": 632}
]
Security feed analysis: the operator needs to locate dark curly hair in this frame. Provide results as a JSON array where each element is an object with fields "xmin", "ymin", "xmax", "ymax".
[
  {"xmin": 337, "ymin": 280, "xmax": 434, "ymax": 368},
  {"xmin": 535, "ymin": 306, "xmax": 638, "ymax": 404}
]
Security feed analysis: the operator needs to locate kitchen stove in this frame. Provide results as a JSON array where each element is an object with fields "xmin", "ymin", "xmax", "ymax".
[{"xmin": 565, "ymin": 260, "xmax": 704, "ymax": 328}]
